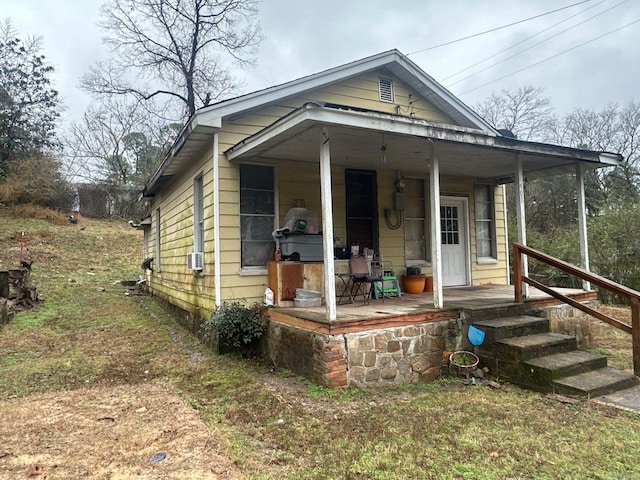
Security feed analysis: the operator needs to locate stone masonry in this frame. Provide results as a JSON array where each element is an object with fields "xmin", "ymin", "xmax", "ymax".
[
  {"xmin": 531, "ymin": 301, "xmax": 599, "ymax": 349},
  {"xmin": 345, "ymin": 319, "xmax": 459, "ymax": 387}
]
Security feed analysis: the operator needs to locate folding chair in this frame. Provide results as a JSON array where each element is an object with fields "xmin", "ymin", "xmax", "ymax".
[
  {"xmin": 372, "ymin": 260, "xmax": 402, "ymax": 299},
  {"xmin": 349, "ymin": 255, "xmax": 383, "ymax": 304}
]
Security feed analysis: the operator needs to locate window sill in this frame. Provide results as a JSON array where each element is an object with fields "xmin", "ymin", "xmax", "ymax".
[
  {"xmin": 240, "ymin": 268, "xmax": 268, "ymax": 276},
  {"xmin": 476, "ymin": 257, "xmax": 498, "ymax": 265},
  {"xmin": 406, "ymin": 260, "xmax": 431, "ymax": 267}
]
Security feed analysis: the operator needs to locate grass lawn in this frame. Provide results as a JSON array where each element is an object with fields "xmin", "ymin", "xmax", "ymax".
[{"xmin": 1, "ymin": 205, "xmax": 640, "ymax": 479}]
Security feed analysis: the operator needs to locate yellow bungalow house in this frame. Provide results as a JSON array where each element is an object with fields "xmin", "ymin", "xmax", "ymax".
[{"xmin": 140, "ymin": 50, "xmax": 623, "ymax": 388}]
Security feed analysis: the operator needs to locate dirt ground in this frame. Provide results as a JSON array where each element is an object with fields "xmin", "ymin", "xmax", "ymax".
[{"xmin": 0, "ymin": 382, "xmax": 245, "ymax": 479}]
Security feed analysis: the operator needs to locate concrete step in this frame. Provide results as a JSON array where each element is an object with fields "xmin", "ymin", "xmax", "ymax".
[
  {"xmin": 523, "ymin": 350, "xmax": 608, "ymax": 385},
  {"xmin": 596, "ymin": 384, "xmax": 640, "ymax": 410},
  {"xmin": 496, "ymin": 332, "xmax": 576, "ymax": 363},
  {"xmin": 553, "ymin": 368, "xmax": 640, "ymax": 398},
  {"xmin": 472, "ymin": 315, "xmax": 550, "ymax": 344},
  {"xmin": 461, "ymin": 303, "xmax": 528, "ymax": 323}
]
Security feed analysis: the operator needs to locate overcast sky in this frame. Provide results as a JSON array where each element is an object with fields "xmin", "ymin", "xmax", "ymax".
[{"xmin": 5, "ymin": 0, "xmax": 640, "ymax": 129}]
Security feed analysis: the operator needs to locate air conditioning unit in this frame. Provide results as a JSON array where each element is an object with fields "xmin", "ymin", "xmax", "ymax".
[{"xmin": 187, "ymin": 252, "xmax": 203, "ymax": 271}]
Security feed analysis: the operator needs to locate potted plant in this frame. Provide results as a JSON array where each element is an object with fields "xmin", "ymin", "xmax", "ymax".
[{"xmin": 403, "ymin": 266, "xmax": 426, "ymax": 294}]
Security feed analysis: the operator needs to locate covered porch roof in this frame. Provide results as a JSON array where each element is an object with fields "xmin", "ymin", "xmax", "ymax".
[{"xmin": 225, "ymin": 102, "xmax": 622, "ymax": 181}]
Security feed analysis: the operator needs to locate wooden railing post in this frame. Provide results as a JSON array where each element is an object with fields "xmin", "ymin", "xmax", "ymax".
[
  {"xmin": 631, "ymin": 297, "xmax": 640, "ymax": 377},
  {"xmin": 513, "ymin": 241, "xmax": 640, "ymax": 378},
  {"xmin": 513, "ymin": 243, "xmax": 523, "ymax": 303}
]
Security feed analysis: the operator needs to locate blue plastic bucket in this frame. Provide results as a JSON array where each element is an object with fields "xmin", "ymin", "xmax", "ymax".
[{"xmin": 467, "ymin": 325, "xmax": 485, "ymax": 346}]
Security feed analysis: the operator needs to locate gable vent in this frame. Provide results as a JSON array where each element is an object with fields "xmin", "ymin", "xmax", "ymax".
[{"xmin": 378, "ymin": 77, "xmax": 394, "ymax": 103}]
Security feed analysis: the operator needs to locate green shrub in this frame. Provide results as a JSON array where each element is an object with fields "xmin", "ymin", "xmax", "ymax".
[
  {"xmin": 201, "ymin": 301, "xmax": 265, "ymax": 350},
  {"xmin": 520, "ymin": 226, "xmax": 581, "ymax": 289},
  {"xmin": 588, "ymin": 201, "xmax": 640, "ymax": 304}
]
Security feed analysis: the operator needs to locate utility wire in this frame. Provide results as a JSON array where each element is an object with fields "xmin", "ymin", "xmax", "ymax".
[
  {"xmin": 440, "ymin": 0, "xmax": 610, "ymax": 83},
  {"xmin": 407, "ymin": 0, "xmax": 592, "ymax": 56},
  {"xmin": 459, "ymin": 17, "xmax": 640, "ymax": 95},
  {"xmin": 445, "ymin": 0, "xmax": 630, "ymax": 88}
]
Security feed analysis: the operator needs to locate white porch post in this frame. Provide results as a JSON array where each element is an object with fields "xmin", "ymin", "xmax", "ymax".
[
  {"xmin": 576, "ymin": 162, "xmax": 591, "ymax": 291},
  {"xmin": 429, "ymin": 142, "xmax": 443, "ymax": 309},
  {"xmin": 212, "ymin": 131, "xmax": 222, "ymax": 308},
  {"xmin": 514, "ymin": 154, "xmax": 529, "ymax": 298},
  {"xmin": 320, "ymin": 127, "xmax": 337, "ymax": 321}
]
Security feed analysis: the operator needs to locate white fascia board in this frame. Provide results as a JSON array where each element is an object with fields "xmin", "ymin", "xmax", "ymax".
[
  {"xmin": 189, "ymin": 113, "xmax": 222, "ymax": 129},
  {"xmin": 310, "ymin": 107, "xmax": 494, "ymax": 143},
  {"xmin": 226, "ymin": 108, "xmax": 316, "ymax": 160},
  {"xmin": 226, "ymin": 105, "xmax": 497, "ymax": 161},
  {"xmin": 599, "ymin": 152, "xmax": 623, "ymax": 165},
  {"xmin": 144, "ymin": 115, "xmax": 220, "ymax": 196}
]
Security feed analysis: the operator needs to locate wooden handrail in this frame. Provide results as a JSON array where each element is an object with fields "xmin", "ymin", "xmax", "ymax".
[{"xmin": 512, "ymin": 242, "xmax": 640, "ymax": 376}]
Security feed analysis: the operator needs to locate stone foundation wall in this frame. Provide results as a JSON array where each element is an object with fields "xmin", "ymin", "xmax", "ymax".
[
  {"xmin": 345, "ymin": 319, "xmax": 460, "ymax": 386},
  {"xmin": 265, "ymin": 322, "xmax": 349, "ymax": 388},
  {"xmin": 530, "ymin": 301, "xmax": 599, "ymax": 349},
  {"xmin": 265, "ymin": 317, "xmax": 462, "ymax": 388}
]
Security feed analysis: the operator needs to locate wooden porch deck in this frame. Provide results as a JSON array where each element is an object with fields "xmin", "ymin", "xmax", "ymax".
[{"xmin": 266, "ymin": 285, "xmax": 597, "ymax": 335}]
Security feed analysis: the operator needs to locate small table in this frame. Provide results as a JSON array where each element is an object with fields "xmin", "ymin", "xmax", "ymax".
[{"xmin": 335, "ymin": 273, "xmax": 354, "ymax": 304}]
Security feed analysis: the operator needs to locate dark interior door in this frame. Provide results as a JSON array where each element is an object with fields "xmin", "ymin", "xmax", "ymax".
[{"xmin": 345, "ymin": 169, "xmax": 378, "ymax": 253}]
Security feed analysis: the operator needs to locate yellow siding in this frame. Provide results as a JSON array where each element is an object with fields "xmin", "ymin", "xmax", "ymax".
[
  {"xmin": 148, "ymin": 150, "xmax": 216, "ymax": 319},
  {"xmin": 148, "ymin": 67, "xmax": 505, "ymax": 313}
]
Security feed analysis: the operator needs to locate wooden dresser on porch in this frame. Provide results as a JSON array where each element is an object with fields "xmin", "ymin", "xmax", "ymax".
[{"xmin": 267, "ymin": 260, "xmax": 351, "ymax": 306}]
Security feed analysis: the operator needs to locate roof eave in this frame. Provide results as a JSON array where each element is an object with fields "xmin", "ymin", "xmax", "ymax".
[{"xmin": 142, "ymin": 115, "xmax": 221, "ymax": 198}]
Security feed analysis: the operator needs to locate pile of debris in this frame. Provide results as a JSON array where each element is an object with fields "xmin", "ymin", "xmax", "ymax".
[{"xmin": 0, "ymin": 266, "xmax": 39, "ymax": 326}]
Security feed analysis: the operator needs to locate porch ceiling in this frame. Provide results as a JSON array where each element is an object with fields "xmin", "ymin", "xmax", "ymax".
[{"xmin": 226, "ymin": 103, "xmax": 622, "ymax": 184}]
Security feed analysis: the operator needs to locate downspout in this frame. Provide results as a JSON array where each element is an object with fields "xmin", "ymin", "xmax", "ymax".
[{"xmin": 213, "ymin": 131, "xmax": 222, "ymax": 308}]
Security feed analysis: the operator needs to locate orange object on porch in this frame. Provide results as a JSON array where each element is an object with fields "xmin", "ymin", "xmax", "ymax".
[
  {"xmin": 403, "ymin": 274, "xmax": 425, "ymax": 294},
  {"xmin": 424, "ymin": 275, "xmax": 433, "ymax": 293}
]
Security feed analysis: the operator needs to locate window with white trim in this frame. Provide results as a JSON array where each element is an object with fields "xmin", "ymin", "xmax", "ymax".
[
  {"xmin": 475, "ymin": 184, "xmax": 497, "ymax": 260},
  {"xmin": 240, "ymin": 163, "xmax": 276, "ymax": 269},
  {"xmin": 193, "ymin": 175, "xmax": 204, "ymax": 254},
  {"xmin": 404, "ymin": 178, "xmax": 430, "ymax": 263},
  {"xmin": 155, "ymin": 208, "xmax": 161, "ymax": 270}
]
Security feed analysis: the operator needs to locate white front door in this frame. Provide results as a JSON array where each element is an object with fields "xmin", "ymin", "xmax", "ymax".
[{"xmin": 440, "ymin": 197, "xmax": 469, "ymax": 286}]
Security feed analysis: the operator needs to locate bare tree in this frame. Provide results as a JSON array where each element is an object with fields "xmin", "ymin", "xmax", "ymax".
[
  {"xmin": 82, "ymin": 0, "xmax": 262, "ymax": 121},
  {"xmin": 66, "ymin": 98, "xmax": 167, "ymax": 186},
  {"xmin": 564, "ymin": 103, "xmax": 640, "ymax": 202},
  {"xmin": 475, "ymin": 85, "xmax": 554, "ymax": 141}
]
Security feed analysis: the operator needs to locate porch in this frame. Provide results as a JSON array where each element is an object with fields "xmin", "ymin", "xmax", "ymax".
[
  {"xmin": 266, "ymin": 284, "xmax": 596, "ymax": 335},
  {"xmin": 263, "ymin": 284, "xmax": 598, "ymax": 388}
]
